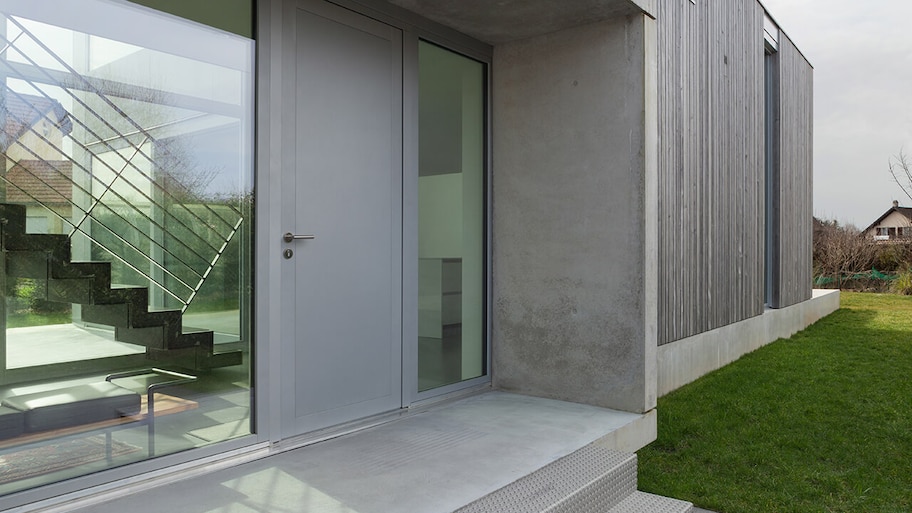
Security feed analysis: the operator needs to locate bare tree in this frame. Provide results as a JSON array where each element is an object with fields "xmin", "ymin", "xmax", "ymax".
[
  {"xmin": 813, "ymin": 218, "xmax": 880, "ymax": 288},
  {"xmin": 889, "ymin": 149, "xmax": 912, "ymax": 202}
]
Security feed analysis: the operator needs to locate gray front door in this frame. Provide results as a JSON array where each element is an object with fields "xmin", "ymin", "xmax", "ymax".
[{"xmin": 282, "ymin": 0, "xmax": 403, "ymax": 437}]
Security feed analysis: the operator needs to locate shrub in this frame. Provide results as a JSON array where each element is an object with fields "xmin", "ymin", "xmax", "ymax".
[
  {"xmin": 891, "ymin": 271, "xmax": 912, "ymax": 295},
  {"xmin": 12, "ymin": 278, "xmax": 70, "ymax": 314}
]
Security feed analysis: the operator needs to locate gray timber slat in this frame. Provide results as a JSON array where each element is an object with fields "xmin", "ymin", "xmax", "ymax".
[
  {"xmin": 771, "ymin": 33, "xmax": 814, "ymax": 308},
  {"xmin": 657, "ymin": 0, "xmax": 767, "ymax": 345}
]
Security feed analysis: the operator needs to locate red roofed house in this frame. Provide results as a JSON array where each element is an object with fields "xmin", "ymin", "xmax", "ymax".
[
  {"xmin": 1, "ymin": 92, "xmax": 74, "ymax": 233},
  {"xmin": 863, "ymin": 200, "xmax": 912, "ymax": 241}
]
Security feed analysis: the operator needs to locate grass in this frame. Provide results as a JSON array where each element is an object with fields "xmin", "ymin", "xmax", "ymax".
[
  {"xmin": 637, "ymin": 292, "xmax": 912, "ymax": 513},
  {"xmin": 6, "ymin": 311, "xmax": 72, "ymax": 329}
]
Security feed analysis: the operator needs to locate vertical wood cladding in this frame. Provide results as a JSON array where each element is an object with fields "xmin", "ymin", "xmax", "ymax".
[
  {"xmin": 770, "ymin": 34, "xmax": 814, "ymax": 308},
  {"xmin": 657, "ymin": 0, "xmax": 797, "ymax": 345}
]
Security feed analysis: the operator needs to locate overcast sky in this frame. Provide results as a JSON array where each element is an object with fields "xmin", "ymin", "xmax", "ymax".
[{"xmin": 760, "ymin": 0, "xmax": 912, "ymax": 228}]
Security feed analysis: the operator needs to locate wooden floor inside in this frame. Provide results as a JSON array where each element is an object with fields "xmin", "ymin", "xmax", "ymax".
[{"xmin": 0, "ymin": 393, "xmax": 197, "ymax": 450}]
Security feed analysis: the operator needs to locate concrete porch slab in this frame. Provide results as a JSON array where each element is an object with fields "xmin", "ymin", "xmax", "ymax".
[{"xmin": 75, "ymin": 391, "xmax": 653, "ymax": 513}]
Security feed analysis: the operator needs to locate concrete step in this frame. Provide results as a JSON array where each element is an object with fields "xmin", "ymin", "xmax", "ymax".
[
  {"xmin": 455, "ymin": 444, "xmax": 637, "ymax": 513},
  {"xmin": 606, "ymin": 492, "xmax": 692, "ymax": 513}
]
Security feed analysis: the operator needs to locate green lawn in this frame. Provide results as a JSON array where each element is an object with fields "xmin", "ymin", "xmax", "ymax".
[
  {"xmin": 638, "ymin": 292, "xmax": 912, "ymax": 513},
  {"xmin": 6, "ymin": 311, "xmax": 72, "ymax": 329}
]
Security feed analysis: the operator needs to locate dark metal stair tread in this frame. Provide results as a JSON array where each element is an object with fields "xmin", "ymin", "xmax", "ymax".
[{"xmin": 0, "ymin": 202, "xmax": 238, "ymax": 370}]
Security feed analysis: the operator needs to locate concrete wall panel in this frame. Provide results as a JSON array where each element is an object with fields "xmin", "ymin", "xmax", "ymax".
[
  {"xmin": 492, "ymin": 15, "xmax": 655, "ymax": 413},
  {"xmin": 384, "ymin": 0, "xmax": 654, "ymax": 44},
  {"xmin": 658, "ymin": 289, "xmax": 839, "ymax": 396}
]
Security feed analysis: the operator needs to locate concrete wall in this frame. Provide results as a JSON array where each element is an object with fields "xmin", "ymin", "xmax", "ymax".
[
  {"xmin": 657, "ymin": 289, "xmax": 840, "ymax": 396},
  {"xmin": 492, "ymin": 14, "xmax": 657, "ymax": 414}
]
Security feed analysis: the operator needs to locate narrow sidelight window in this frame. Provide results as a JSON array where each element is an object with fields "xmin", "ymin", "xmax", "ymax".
[{"xmin": 417, "ymin": 41, "xmax": 485, "ymax": 391}]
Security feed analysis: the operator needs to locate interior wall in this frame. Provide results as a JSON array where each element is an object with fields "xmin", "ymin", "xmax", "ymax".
[{"xmin": 491, "ymin": 14, "xmax": 656, "ymax": 414}]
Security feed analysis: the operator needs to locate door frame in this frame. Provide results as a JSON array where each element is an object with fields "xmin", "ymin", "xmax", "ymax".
[
  {"xmin": 280, "ymin": 0, "xmax": 403, "ymax": 437},
  {"xmin": 259, "ymin": 0, "xmax": 494, "ymax": 445}
]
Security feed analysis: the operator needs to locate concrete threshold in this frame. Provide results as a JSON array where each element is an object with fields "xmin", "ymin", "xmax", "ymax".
[{"xmin": 74, "ymin": 391, "xmax": 652, "ymax": 513}]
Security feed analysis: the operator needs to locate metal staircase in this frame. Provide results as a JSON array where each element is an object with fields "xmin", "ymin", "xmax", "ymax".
[
  {"xmin": 0, "ymin": 12, "xmax": 246, "ymax": 312},
  {"xmin": 0, "ymin": 203, "xmax": 241, "ymax": 371},
  {"xmin": 0, "ymin": 12, "xmax": 248, "ymax": 372}
]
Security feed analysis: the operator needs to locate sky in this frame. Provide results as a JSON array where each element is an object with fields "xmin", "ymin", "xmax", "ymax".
[{"xmin": 760, "ymin": 0, "xmax": 912, "ymax": 229}]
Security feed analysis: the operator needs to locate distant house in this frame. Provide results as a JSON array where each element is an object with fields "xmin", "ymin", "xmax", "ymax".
[
  {"xmin": 863, "ymin": 200, "xmax": 912, "ymax": 241},
  {"xmin": 0, "ymin": 1, "xmax": 840, "ymax": 511},
  {"xmin": 0, "ymin": 92, "xmax": 74, "ymax": 233}
]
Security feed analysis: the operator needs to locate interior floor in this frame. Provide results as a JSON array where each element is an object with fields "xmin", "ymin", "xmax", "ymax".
[
  {"xmin": 418, "ymin": 324, "xmax": 465, "ymax": 391},
  {"xmin": 0, "ymin": 360, "xmax": 251, "ymax": 497}
]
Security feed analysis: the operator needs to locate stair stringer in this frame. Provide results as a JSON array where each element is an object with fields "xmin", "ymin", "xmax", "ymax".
[{"xmin": 0, "ymin": 203, "xmax": 242, "ymax": 371}]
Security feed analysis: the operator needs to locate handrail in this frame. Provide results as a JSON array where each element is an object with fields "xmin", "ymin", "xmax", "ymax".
[{"xmin": 0, "ymin": 13, "xmax": 248, "ymax": 308}]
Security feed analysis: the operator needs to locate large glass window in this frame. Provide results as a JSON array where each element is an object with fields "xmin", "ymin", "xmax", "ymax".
[
  {"xmin": 417, "ymin": 41, "xmax": 485, "ymax": 391},
  {"xmin": 0, "ymin": 0, "xmax": 253, "ymax": 496}
]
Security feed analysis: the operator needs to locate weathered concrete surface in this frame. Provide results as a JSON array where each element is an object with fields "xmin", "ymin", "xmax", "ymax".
[
  {"xmin": 384, "ymin": 0, "xmax": 655, "ymax": 44},
  {"xmin": 594, "ymin": 408, "xmax": 656, "ymax": 454},
  {"xmin": 491, "ymin": 15, "xmax": 657, "ymax": 414},
  {"xmin": 54, "ymin": 393, "xmax": 648, "ymax": 513},
  {"xmin": 658, "ymin": 289, "xmax": 841, "ymax": 396}
]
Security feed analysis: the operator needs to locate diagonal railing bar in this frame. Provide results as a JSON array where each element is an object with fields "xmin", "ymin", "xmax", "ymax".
[
  {"xmin": 182, "ymin": 216, "xmax": 244, "ymax": 313},
  {"xmin": 1, "ymin": 85, "xmax": 215, "ymax": 275},
  {"xmin": 0, "ymin": 90, "xmax": 212, "ymax": 283},
  {"xmin": 0, "ymin": 157, "xmax": 193, "ymax": 305},
  {"xmin": 0, "ymin": 89, "xmax": 233, "ymax": 268},
  {"xmin": 0, "ymin": 77, "xmax": 230, "ymax": 259},
  {"xmin": 0, "ymin": 55, "xmax": 236, "ymax": 251},
  {"xmin": 0, "ymin": 14, "xmax": 247, "ymax": 307},
  {"xmin": 0, "ymin": 30, "xmax": 24, "ymax": 67},
  {"xmin": 71, "ymin": 135, "xmax": 149, "ymax": 234},
  {"xmin": 5, "ymin": 60, "xmax": 244, "ymax": 121},
  {"xmin": 3, "ymin": 14, "xmax": 243, "ymax": 230},
  {"xmin": 1, "ymin": 129, "xmax": 207, "ymax": 290},
  {"xmin": 5, "ymin": 142, "xmax": 207, "ymax": 289},
  {"xmin": 0, "ymin": 164, "xmax": 199, "ymax": 303},
  {"xmin": 84, "ymin": 113, "xmax": 209, "ymax": 149},
  {"xmin": 0, "ymin": 49, "xmax": 239, "ymax": 261},
  {"xmin": 89, "ymin": 221, "xmax": 196, "ymax": 300}
]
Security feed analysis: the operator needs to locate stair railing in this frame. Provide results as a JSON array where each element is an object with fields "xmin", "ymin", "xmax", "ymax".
[{"xmin": 0, "ymin": 12, "xmax": 246, "ymax": 311}]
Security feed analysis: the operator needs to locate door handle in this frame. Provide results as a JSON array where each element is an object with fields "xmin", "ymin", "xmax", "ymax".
[{"xmin": 284, "ymin": 232, "xmax": 315, "ymax": 242}]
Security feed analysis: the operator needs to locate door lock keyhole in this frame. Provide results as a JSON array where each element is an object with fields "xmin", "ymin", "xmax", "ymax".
[{"xmin": 283, "ymin": 248, "xmax": 294, "ymax": 259}]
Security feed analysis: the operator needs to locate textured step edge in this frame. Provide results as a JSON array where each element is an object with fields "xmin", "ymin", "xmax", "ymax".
[
  {"xmin": 147, "ymin": 346, "xmax": 243, "ymax": 370},
  {"xmin": 455, "ymin": 444, "xmax": 637, "ymax": 513},
  {"xmin": 606, "ymin": 491, "xmax": 692, "ymax": 513},
  {"xmin": 546, "ymin": 456, "xmax": 639, "ymax": 513},
  {"xmin": 83, "ymin": 303, "xmax": 131, "ymax": 328},
  {"xmin": 47, "ymin": 277, "xmax": 95, "ymax": 303},
  {"xmin": 6, "ymin": 250, "xmax": 51, "ymax": 279},
  {"xmin": 115, "ymin": 325, "xmax": 167, "ymax": 349},
  {"xmin": 0, "ymin": 203, "xmax": 27, "ymax": 234}
]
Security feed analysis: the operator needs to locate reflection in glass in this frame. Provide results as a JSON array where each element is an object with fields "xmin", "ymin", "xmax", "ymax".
[
  {"xmin": 418, "ymin": 42, "xmax": 485, "ymax": 391},
  {"xmin": 0, "ymin": 1, "xmax": 253, "ymax": 496}
]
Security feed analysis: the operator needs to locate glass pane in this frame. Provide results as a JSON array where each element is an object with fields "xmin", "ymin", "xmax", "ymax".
[
  {"xmin": 418, "ymin": 41, "xmax": 485, "ymax": 391},
  {"xmin": 127, "ymin": 0, "xmax": 254, "ymax": 38},
  {"xmin": 0, "ymin": 0, "xmax": 253, "ymax": 496}
]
